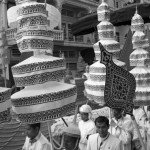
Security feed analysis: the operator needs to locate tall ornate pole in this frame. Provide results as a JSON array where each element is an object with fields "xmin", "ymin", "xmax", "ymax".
[{"xmin": 0, "ymin": 0, "xmax": 8, "ymax": 87}]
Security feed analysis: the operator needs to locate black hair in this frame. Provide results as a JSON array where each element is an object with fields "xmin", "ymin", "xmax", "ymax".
[
  {"xmin": 95, "ymin": 116, "xmax": 109, "ymax": 127},
  {"xmin": 28, "ymin": 123, "xmax": 41, "ymax": 130}
]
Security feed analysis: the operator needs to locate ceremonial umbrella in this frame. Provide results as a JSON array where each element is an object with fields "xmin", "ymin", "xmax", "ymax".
[{"xmin": 71, "ymin": 3, "xmax": 150, "ymax": 36}]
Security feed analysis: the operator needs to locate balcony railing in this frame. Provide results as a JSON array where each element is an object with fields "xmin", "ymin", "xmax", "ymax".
[{"xmin": 6, "ymin": 28, "xmax": 64, "ymax": 46}]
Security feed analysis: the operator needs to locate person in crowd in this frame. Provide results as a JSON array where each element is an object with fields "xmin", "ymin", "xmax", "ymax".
[
  {"xmin": 22, "ymin": 123, "xmax": 52, "ymax": 150},
  {"xmin": 139, "ymin": 106, "xmax": 150, "ymax": 150},
  {"xmin": 78, "ymin": 104, "xmax": 96, "ymax": 150},
  {"xmin": 145, "ymin": 106, "xmax": 150, "ymax": 150},
  {"xmin": 82, "ymin": 65, "xmax": 89, "ymax": 79},
  {"xmin": 63, "ymin": 124, "xmax": 81, "ymax": 150},
  {"xmin": 87, "ymin": 116, "xmax": 123, "ymax": 150},
  {"xmin": 110, "ymin": 108, "xmax": 141, "ymax": 150},
  {"xmin": 133, "ymin": 106, "xmax": 147, "ymax": 126}
]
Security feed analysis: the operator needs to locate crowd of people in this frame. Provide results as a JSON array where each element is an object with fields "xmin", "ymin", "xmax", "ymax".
[{"xmin": 21, "ymin": 104, "xmax": 150, "ymax": 150}]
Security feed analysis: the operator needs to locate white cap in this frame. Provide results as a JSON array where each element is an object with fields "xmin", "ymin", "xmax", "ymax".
[{"xmin": 79, "ymin": 104, "xmax": 92, "ymax": 113}]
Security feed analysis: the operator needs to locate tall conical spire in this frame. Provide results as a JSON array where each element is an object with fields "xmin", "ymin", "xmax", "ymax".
[
  {"xmin": 131, "ymin": 7, "xmax": 144, "ymax": 32},
  {"xmin": 130, "ymin": 8, "xmax": 150, "ymax": 106},
  {"xmin": 84, "ymin": 1, "xmax": 125, "ymax": 105}
]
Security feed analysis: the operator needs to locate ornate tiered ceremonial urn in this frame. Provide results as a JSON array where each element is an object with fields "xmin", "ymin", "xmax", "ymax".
[
  {"xmin": 130, "ymin": 8, "xmax": 150, "ymax": 106},
  {"xmin": 10, "ymin": 0, "xmax": 77, "ymax": 124}
]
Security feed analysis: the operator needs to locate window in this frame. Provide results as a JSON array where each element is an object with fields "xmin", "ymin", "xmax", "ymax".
[
  {"xmin": 64, "ymin": 51, "xmax": 76, "ymax": 58},
  {"xmin": 116, "ymin": 32, "xmax": 120, "ymax": 42},
  {"xmin": 68, "ymin": 51, "xmax": 76, "ymax": 58},
  {"xmin": 62, "ymin": 9, "xmax": 74, "ymax": 17},
  {"xmin": 68, "ymin": 24, "xmax": 74, "ymax": 41},
  {"xmin": 62, "ymin": 23, "xmax": 67, "ymax": 40},
  {"xmin": 116, "ymin": 2, "xmax": 119, "ymax": 8},
  {"xmin": 94, "ymin": 31, "xmax": 98, "ymax": 42},
  {"xmin": 75, "ymin": 35, "xmax": 84, "ymax": 42},
  {"xmin": 66, "ymin": 63, "xmax": 77, "ymax": 70},
  {"xmin": 11, "ymin": 48, "xmax": 21, "ymax": 57},
  {"xmin": 62, "ymin": 23, "xmax": 75, "ymax": 41}
]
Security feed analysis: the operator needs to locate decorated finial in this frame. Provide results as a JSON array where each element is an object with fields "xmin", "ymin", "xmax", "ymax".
[
  {"xmin": 135, "ymin": 5, "xmax": 138, "ymax": 14},
  {"xmin": 131, "ymin": 5, "xmax": 144, "ymax": 32}
]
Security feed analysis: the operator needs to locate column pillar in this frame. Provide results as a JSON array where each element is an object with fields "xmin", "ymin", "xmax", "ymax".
[
  {"xmin": 55, "ymin": 0, "xmax": 64, "ymax": 29},
  {"xmin": 0, "ymin": 0, "xmax": 8, "ymax": 30}
]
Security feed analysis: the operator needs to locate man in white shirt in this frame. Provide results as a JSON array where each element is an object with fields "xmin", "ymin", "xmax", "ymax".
[
  {"xmin": 87, "ymin": 116, "xmax": 123, "ymax": 150},
  {"xmin": 22, "ymin": 123, "xmax": 52, "ymax": 150},
  {"xmin": 111, "ymin": 108, "xmax": 141, "ymax": 150},
  {"xmin": 78, "ymin": 104, "xmax": 96, "ymax": 150}
]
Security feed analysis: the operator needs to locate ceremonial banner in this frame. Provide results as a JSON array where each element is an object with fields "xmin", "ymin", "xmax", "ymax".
[{"xmin": 99, "ymin": 42, "xmax": 136, "ymax": 115}]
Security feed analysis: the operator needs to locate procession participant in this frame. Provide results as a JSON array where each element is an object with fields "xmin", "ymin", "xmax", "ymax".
[
  {"xmin": 133, "ymin": 106, "xmax": 147, "ymax": 126},
  {"xmin": 22, "ymin": 123, "xmax": 52, "ymax": 150},
  {"xmin": 82, "ymin": 65, "xmax": 89, "ymax": 79},
  {"xmin": 63, "ymin": 124, "xmax": 81, "ymax": 150},
  {"xmin": 111, "ymin": 108, "xmax": 141, "ymax": 150},
  {"xmin": 139, "ymin": 106, "xmax": 150, "ymax": 150},
  {"xmin": 133, "ymin": 106, "xmax": 148, "ymax": 146},
  {"xmin": 78, "ymin": 104, "xmax": 96, "ymax": 150},
  {"xmin": 87, "ymin": 116, "xmax": 123, "ymax": 150}
]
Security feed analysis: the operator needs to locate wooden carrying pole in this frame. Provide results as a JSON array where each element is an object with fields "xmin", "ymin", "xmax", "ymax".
[
  {"xmin": 3, "ymin": 65, "xmax": 7, "ymax": 87},
  {"xmin": 47, "ymin": 121, "xmax": 54, "ymax": 150},
  {"xmin": 131, "ymin": 115, "xmax": 146, "ymax": 150},
  {"xmin": 73, "ymin": 105, "xmax": 78, "ymax": 124},
  {"xmin": 109, "ymin": 108, "xmax": 112, "ymax": 134}
]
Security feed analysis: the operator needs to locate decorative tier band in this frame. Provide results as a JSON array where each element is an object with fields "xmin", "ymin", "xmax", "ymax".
[
  {"xmin": 17, "ymin": 39, "xmax": 53, "ymax": 52},
  {"xmin": 17, "ymin": 4, "xmax": 47, "ymax": 17},
  {"xmin": 11, "ymin": 82, "xmax": 77, "ymax": 123},
  {"xmin": 15, "ymin": 0, "xmax": 37, "ymax": 5},
  {"xmin": 0, "ymin": 87, "xmax": 11, "ymax": 124},
  {"xmin": 12, "ymin": 86, "xmax": 77, "ymax": 107},
  {"xmin": 84, "ymin": 83, "xmax": 105, "ymax": 91},
  {"xmin": 84, "ymin": 91, "xmax": 105, "ymax": 105},
  {"xmin": 13, "ymin": 69, "xmax": 66, "ymax": 87},
  {"xmin": 18, "ymin": 15, "xmax": 49, "ymax": 30},
  {"xmin": 0, "ymin": 89, "xmax": 11, "ymax": 103},
  {"xmin": 17, "ymin": 103, "xmax": 75, "ymax": 124},
  {"xmin": 16, "ymin": 30, "xmax": 53, "ymax": 41},
  {"xmin": 12, "ymin": 58, "xmax": 65, "ymax": 74},
  {"xmin": 0, "ymin": 109, "xmax": 11, "ymax": 124}
]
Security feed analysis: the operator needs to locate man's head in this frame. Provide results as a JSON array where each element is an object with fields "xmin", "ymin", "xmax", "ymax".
[
  {"xmin": 79, "ymin": 104, "xmax": 92, "ymax": 121},
  {"xmin": 63, "ymin": 124, "xmax": 80, "ymax": 150},
  {"xmin": 64, "ymin": 135, "xmax": 79, "ymax": 150},
  {"xmin": 25, "ymin": 123, "xmax": 41, "ymax": 140},
  {"xmin": 95, "ymin": 116, "xmax": 109, "ymax": 138},
  {"xmin": 113, "ymin": 108, "xmax": 124, "ymax": 120}
]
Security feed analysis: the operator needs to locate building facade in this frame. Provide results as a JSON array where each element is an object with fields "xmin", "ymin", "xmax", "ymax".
[
  {"xmin": 0, "ymin": 0, "xmax": 100, "ymax": 85},
  {"xmin": 0, "ymin": 0, "xmax": 149, "ymax": 86}
]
